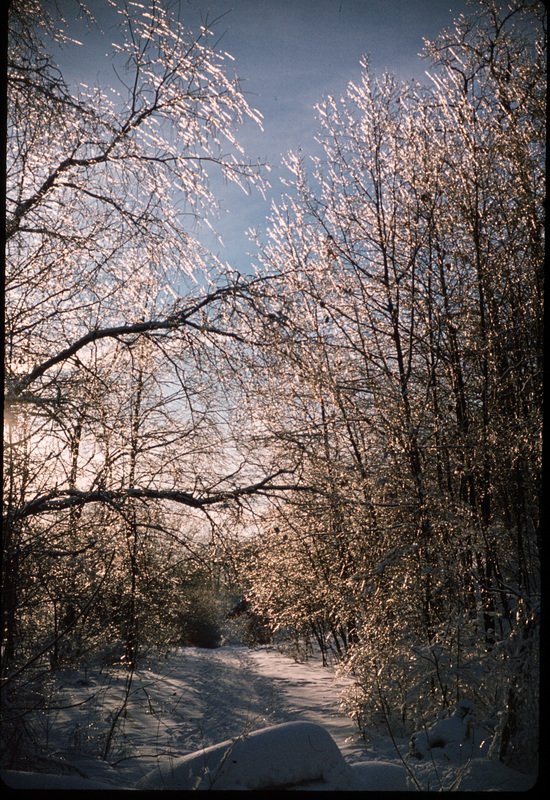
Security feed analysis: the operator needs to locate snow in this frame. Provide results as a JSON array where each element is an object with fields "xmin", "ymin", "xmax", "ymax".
[
  {"xmin": 409, "ymin": 699, "xmax": 476, "ymax": 760},
  {"xmin": 135, "ymin": 721, "xmax": 356, "ymax": 790},
  {"xmin": 0, "ymin": 645, "xmax": 538, "ymax": 791}
]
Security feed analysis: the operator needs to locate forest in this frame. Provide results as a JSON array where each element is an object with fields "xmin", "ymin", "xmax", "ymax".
[{"xmin": 2, "ymin": 0, "xmax": 543, "ymax": 782}]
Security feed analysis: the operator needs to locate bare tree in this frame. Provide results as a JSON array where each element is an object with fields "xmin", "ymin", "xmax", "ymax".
[
  {"xmin": 2, "ymin": 0, "xmax": 295, "ymax": 688},
  {"xmin": 243, "ymin": 0, "xmax": 543, "ymax": 771}
]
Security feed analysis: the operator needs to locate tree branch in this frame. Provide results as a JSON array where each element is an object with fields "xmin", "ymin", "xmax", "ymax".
[
  {"xmin": 5, "ymin": 283, "xmax": 255, "ymax": 400},
  {"xmin": 7, "ymin": 469, "xmax": 302, "ymax": 522}
]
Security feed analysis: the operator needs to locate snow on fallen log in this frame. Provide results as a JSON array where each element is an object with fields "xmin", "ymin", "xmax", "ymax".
[{"xmin": 135, "ymin": 720, "xmax": 358, "ymax": 790}]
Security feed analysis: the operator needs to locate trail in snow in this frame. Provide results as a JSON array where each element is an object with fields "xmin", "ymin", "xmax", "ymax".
[
  {"xmin": 125, "ymin": 645, "xmax": 363, "ymax": 764},
  {"xmin": 0, "ymin": 645, "xmax": 538, "ymax": 791},
  {"xmin": 244, "ymin": 647, "xmax": 367, "ymax": 761}
]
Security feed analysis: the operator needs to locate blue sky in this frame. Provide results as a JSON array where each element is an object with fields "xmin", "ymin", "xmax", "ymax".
[
  {"xmin": 55, "ymin": 0, "xmax": 473, "ymax": 272},
  {"xmin": 180, "ymin": 0, "xmax": 473, "ymax": 270}
]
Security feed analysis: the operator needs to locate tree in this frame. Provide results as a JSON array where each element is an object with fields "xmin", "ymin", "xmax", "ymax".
[
  {"xmin": 3, "ymin": 0, "xmax": 299, "ymax": 694},
  {"xmin": 244, "ymin": 0, "xmax": 543, "ymax": 771}
]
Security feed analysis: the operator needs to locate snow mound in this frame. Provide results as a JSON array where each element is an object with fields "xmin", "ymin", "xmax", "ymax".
[
  {"xmin": 351, "ymin": 761, "xmax": 410, "ymax": 791},
  {"xmin": 409, "ymin": 700, "xmax": 476, "ymax": 760},
  {"xmin": 135, "ymin": 721, "xmax": 358, "ymax": 791}
]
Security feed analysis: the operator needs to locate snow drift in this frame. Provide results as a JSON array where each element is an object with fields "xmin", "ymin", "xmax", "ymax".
[
  {"xmin": 409, "ymin": 699, "xmax": 476, "ymax": 759},
  {"xmin": 135, "ymin": 721, "xmax": 357, "ymax": 790}
]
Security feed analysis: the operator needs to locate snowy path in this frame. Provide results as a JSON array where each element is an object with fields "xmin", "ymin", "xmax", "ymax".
[
  {"xmin": 123, "ymin": 645, "xmax": 411, "ymax": 790},
  {"xmin": 126, "ymin": 646, "xmax": 364, "ymax": 763},
  {"xmin": 244, "ymin": 647, "xmax": 366, "ymax": 762},
  {"xmin": 0, "ymin": 645, "xmax": 538, "ymax": 791}
]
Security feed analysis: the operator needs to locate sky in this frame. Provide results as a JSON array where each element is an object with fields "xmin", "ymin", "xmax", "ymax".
[{"xmin": 54, "ymin": 0, "xmax": 474, "ymax": 273}]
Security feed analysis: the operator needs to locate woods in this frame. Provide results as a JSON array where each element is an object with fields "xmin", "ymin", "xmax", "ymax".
[
  {"xmin": 2, "ymin": 0, "xmax": 543, "ymax": 779},
  {"xmin": 239, "ymin": 0, "xmax": 543, "ymax": 770}
]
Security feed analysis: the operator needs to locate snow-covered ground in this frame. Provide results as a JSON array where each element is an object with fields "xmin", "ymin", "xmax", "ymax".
[{"xmin": 0, "ymin": 645, "xmax": 538, "ymax": 791}]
